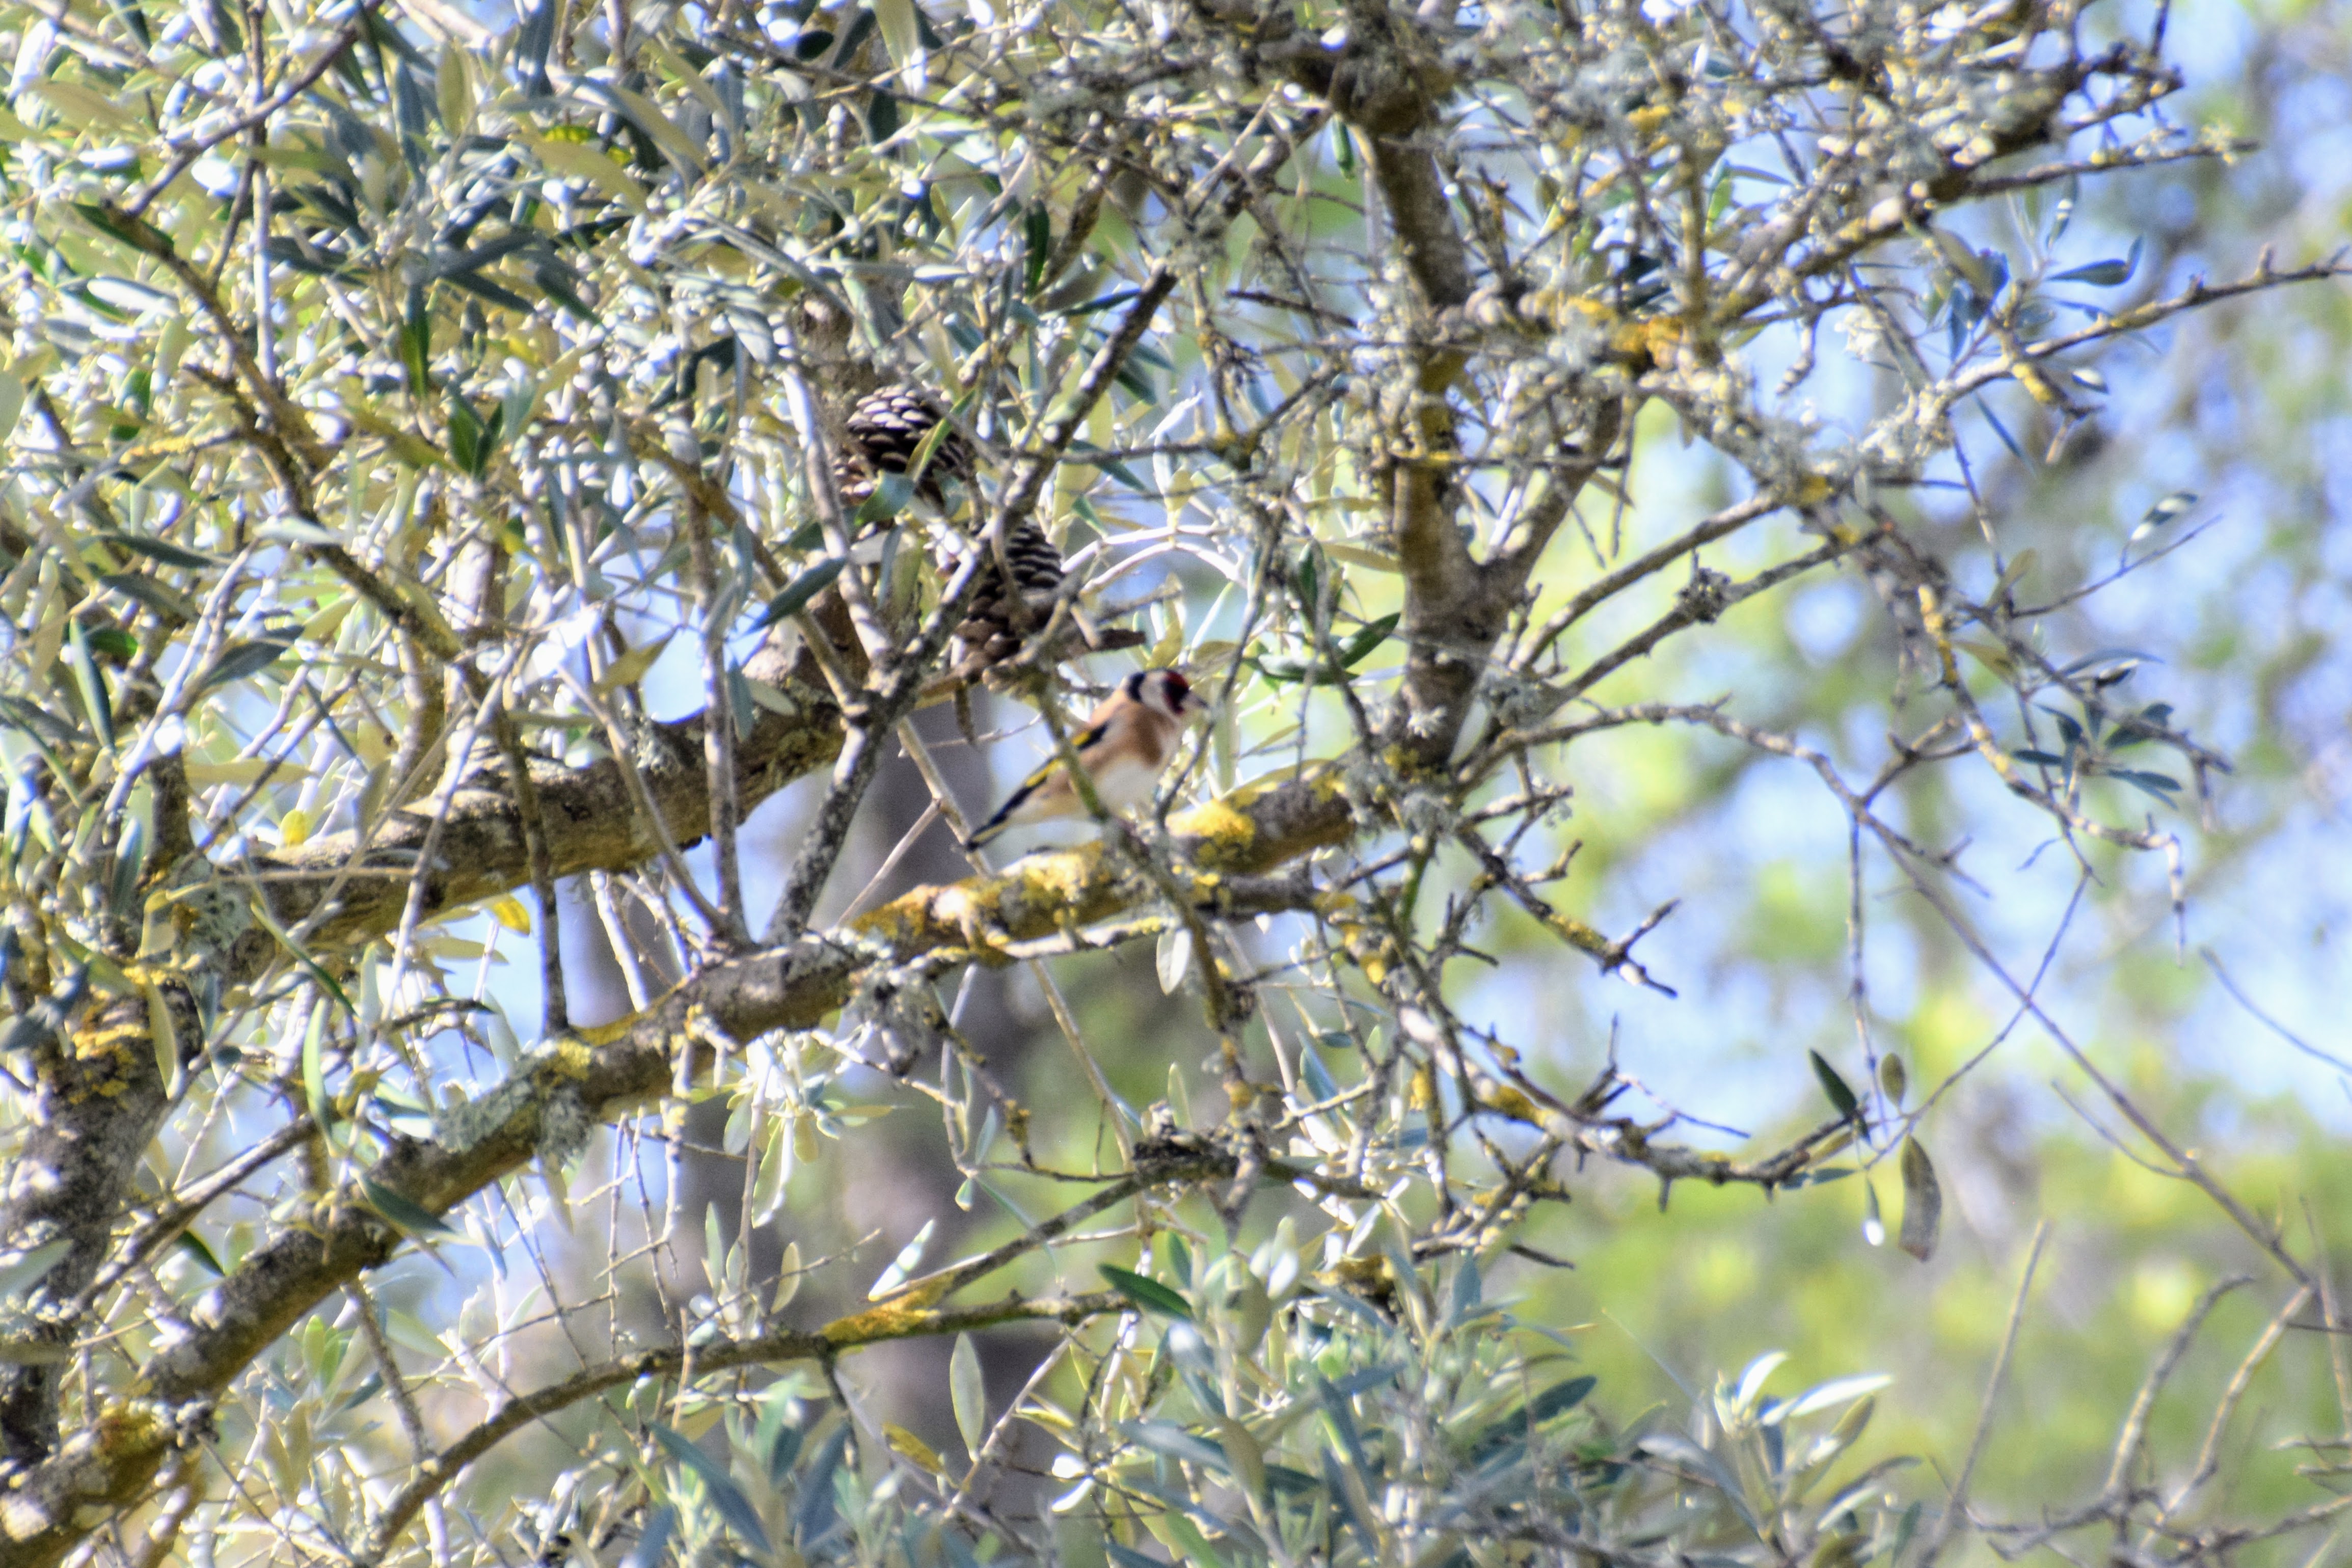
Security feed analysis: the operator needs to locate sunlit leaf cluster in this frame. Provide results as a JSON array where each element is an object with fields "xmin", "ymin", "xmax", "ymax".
[{"xmin": 0, "ymin": 0, "xmax": 2340, "ymax": 1563}]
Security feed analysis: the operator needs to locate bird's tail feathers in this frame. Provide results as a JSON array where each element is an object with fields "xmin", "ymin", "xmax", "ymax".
[{"xmin": 961, "ymin": 795, "xmax": 1025, "ymax": 851}]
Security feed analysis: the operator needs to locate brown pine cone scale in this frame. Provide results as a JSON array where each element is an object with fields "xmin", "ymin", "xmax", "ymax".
[
  {"xmin": 828, "ymin": 381, "xmax": 1098, "ymax": 676},
  {"xmin": 956, "ymin": 515, "xmax": 1068, "ymax": 673},
  {"xmin": 832, "ymin": 384, "xmax": 975, "ymax": 511}
]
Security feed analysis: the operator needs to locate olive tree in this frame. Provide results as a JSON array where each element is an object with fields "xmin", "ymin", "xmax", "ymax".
[{"xmin": 0, "ymin": 0, "xmax": 2341, "ymax": 1563}]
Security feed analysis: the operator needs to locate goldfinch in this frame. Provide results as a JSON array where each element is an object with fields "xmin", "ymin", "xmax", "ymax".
[{"xmin": 963, "ymin": 669, "xmax": 1208, "ymax": 849}]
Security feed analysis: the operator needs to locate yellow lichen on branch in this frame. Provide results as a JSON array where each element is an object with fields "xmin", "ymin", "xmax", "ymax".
[
  {"xmin": 817, "ymin": 1290, "xmax": 1128, "ymax": 1351},
  {"xmin": 820, "ymin": 1300, "xmax": 953, "ymax": 1346},
  {"xmin": 851, "ymin": 771, "xmax": 1353, "ymax": 956}
]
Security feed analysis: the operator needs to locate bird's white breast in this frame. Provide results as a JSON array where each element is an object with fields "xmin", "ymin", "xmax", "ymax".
[{"xmin": 1087, "ymin": 755, "xmax": 1159, "ymax": 813}]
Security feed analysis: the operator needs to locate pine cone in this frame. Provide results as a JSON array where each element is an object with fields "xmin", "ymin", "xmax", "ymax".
[
  {"xmin": 832, "ymin": 384, "xmax": 975, "ymax": 512},
  {"xmin": 955, "ymin": 515, "xmax": 1068, "ymax": 674},
  {"xmin": 829, "ymin": 383, "xmax": 1085, "ymax": 675}
]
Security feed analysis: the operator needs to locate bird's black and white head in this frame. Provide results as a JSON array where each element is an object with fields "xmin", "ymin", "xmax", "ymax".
[{"xmin": 1128, "ymin": 668, "xmax": 1207, "ymax": 723}]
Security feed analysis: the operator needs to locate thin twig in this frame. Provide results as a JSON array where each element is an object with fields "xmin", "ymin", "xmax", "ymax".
[{"xmin": 1915, "ymin": 1221, "xmax": 2050, "ymax": 1568}]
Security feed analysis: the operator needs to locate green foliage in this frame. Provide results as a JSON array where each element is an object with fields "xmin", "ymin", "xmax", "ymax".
[
  {"xmin": 0, "ymin": 0, "xmax": 2345, "ymax": 1564},
  {"xmin": 603, "ymin": 1254, "xmax": 1910, "ymax": 1568}
]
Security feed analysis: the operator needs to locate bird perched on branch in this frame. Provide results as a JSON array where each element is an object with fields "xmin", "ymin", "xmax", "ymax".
[
  {"xmin": 964, "ymin": 668, "xmax": 1207, "ymax": 849},
  {"xmin": 831, "ymin": 382, "xmax": 1069, "ymax": 674}
]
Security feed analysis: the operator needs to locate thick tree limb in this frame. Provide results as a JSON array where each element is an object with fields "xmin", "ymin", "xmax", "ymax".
[
  {"xmin": 240, "ymin": 602, "xmax": 859, "ymax": 969},
  {"xmin": 0, "ymin": 985, "xmax": 197, "ymax": 1467},
  {"xmin": 0, "ymin": 772, "xmax": 1349, "ymax": 1566}
]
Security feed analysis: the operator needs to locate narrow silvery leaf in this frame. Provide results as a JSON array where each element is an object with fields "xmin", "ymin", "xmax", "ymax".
[
  {"xmin": 868, "ymin": 1218, "xmax": 935, "ymax": 1299},
  {"xmin": 0, "ymin": 1241, "xmax": 71, "ymax": 1301},
  {"xmin": 950, "ymin": 1333, "xmax": 986, "ymax": 1458},
  {"xmin": 773, "ymin": 1241, "xmax": 803, "ymax": 1313},
  {"xmin": 1899, "ymin": 1139, "xmax": 1942, "ymax": 1261},
  {"xmin": 1156, "ymin": 926, "xmax": 1192, "ymax": 993}
]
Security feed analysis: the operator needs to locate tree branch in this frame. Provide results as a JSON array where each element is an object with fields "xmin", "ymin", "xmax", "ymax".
[
  {"xmin": 356, "ymin": 1291, "xmax": 1127, "ymax": 1564},
  {"xmin": 243, "ymin": 603, "xmax": 859, "ymax": 971}
]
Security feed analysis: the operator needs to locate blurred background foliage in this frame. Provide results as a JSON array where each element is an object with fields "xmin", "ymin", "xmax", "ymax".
[
  {"xmin": 1508, "ymin": 0, "xmax": 2352, "ymax": 1525},
  {"xmin": 797, "ymin": 0, "xmax": 2352, "ymax": 1536}
]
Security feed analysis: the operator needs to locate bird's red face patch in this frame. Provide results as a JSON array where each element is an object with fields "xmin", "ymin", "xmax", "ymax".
[{"xmin": 1151, "ymin": 670, "xmax": 1206, "ymax": 719}]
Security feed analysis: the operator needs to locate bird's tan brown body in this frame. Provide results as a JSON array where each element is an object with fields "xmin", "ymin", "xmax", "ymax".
[{"xmin": 964, "ymin": 669, "xmax": 1207, "ymax": 848}]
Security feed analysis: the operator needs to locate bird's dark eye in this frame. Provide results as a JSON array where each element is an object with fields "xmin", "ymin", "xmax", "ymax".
[{"xmin": 1164, "ymin": 672, "xmax": 1190, "ymax": 702}]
